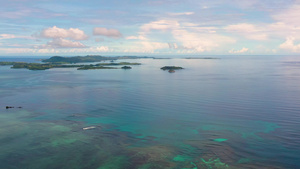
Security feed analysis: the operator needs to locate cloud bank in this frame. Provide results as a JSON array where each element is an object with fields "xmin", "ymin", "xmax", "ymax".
[
  {"xmin": 229, "ymin": 47, "xmax": 249, "ymax": 54},
  {"xmin": 40, "ymin": 26, "xmax": 88, "ymax": 40},
  {"xmin": 45, "ymin": 38, "xmax": 87, "ymax": 48},
  {"xmin": 93, "ymin": 28, "xmax": 122, "ymax": 38}
]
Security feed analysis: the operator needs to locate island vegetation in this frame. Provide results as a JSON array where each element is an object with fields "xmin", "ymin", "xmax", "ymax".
[
  {"xmin": 95, "ymin": 62, "xmax": 141, "ymax": 66},
  {"xmin": 121, "ymin": 66, "xmax": 132, "ymax": 69},
  {"xmin": 77, "ymin": 65, "xmax": 117, "ymax": 70},
  {"xmin": 42, "ymin": 55, "xmax": 152, "ymax": 64},
  {"xmin": 0, "ymin": 61, "xmax": 141, "ymax": 71},
  {"xmin": 160, "ymin": 66, "xmax": 184, "ymax": 70},
  {"xmin": 0, "ymin": 56, "xmax": 189, "ymax": 71},
  {"xmin": 10, "ymin": 63, "xmax": 82, "ymax": 70}
]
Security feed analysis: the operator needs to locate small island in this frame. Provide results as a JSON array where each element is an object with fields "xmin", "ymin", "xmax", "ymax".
[
  {"xmin": 161, "ymin": 66, "xmax": 184, "ymax": 73},
  {"xmin": 160, "ymin": 66, "xmax": 184, "ymax": 70},
  {"xmin": 121, "ymin": 66, "xmax": 132, "ymax": 69}
]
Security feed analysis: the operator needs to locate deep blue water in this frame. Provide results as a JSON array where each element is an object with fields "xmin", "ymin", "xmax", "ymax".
[{"xmin": 0, "ymin": 56, "xmax": 300, "ymax": 169}]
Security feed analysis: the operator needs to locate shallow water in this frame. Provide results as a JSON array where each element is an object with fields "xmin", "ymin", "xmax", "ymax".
[{"xmin": 0, "ymin": 56, "xmax": 300, "ymax": 168}]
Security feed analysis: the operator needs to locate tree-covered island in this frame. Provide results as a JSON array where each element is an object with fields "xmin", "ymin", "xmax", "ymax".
[
  {"xmin": 42, "ymin": 55, "xmax": 151, "ymax": 64},
  {"xmin": 0, "ymin": 62, "xmax": 140, "ymax": 70},
  {"xmin": 160, "ymin": 66, "xmax": 184, "ymax": 70},
  {"xmin": 0, "ymin": 55, "xmax": 143, "ymax": 70}
]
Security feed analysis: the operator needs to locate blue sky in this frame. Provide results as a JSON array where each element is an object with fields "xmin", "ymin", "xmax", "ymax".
[{"xmin": 0, "ymin": 0, "xmax": 300, "ymax": 56}]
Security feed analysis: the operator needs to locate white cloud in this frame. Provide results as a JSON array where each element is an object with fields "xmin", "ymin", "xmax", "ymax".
[
  {"xmin": 168, "ymin": 12, "xmax": 194, "ymax": 16},
  {"xmin": 225, "ymin": 23, "xmax": 258, "ymax": 33},
  {"xmin": 0, "ymin": 48, "xmax": 36, "ymax": 54},
  {"xmin": 272, "ymin": 4, "xmax": 300, "ymax": 27},
  {"xmin": 172, "ymin": 29, "xmax": 235, "ymax": 52},
  {"xmin": 225, "ymin": 23, "xmax": 268, "ymax": 40},
  {"xmin": 0, "ymin": 34, "xmax": 35, "ymax": 40},
  {"xmin": 279, "ymin": 37, "xmax": 300, "ymax": 52},
  {"xmin": 40, "ymin": 38, "xmax": 87, "ymax": 48},
  {"xmin": 262, "ymin": 22, "xmax": 300, "ymax": 42},
  {"xmin": 140, "ymin": 41, "xmax": 169, "ymax": 51},
  {"xmin": 168, "ymin": 43, "xmax": 178, "ymax": 49},
  {"xmin": 127, "ymin": 19, "xmax": 235, "ymax": 53},
  {"xmin": 125, "ymin": 35, "xmax": 147, "ymax": 40},
  {"xmin": 40, "ymin": 26, "xmax": 88, "ymax": 40},
  {"xmin": 123, "ymin": 41, "xmax": 169, "ymax": 53},
  {"xmin": 220, "ymin": 3, "xmax": 300, "ymax": 54},
  {"xmin": 93, "ymin": 27, "xmax": 122, "ymax": 38},
  {"xmin": 36, "ymin": 46, "xmax": 110, "ymax": 53},
  {"xmin": 68, "ymin": 46, "xmax": 110, "ymax": 53},
  {"xmin": 0, "ymin": 46, "xmax": 110, "ymax": 54},
  {"xmin": 0, "ymin": 34, "xmax": 16, "ymax": 39},
  {"xmin": 229, "ymin": 47, "xmax": 249, "ymax": 54},
  {"xmin": 267, "ymin": 4, "xmax": 300, "ymax": 40},
  {"xmin": 267, "ymin": 4, "xmax": 300, "ymax": 52},
  {"xmin": 141, "ymin": 20, "xmax": 180, "ymax": 32}
]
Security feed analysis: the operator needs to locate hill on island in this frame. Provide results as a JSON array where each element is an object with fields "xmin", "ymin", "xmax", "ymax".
[{"xmin": 42, "ymin": 55, "xmax": 152, "ymax": 64}]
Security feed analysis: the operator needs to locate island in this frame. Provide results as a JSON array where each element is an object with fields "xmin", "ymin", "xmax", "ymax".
[
  {"xmin": 160, "ymin": 66, "xmax": 184, "ymax": 70},
  {"xmin": 10, "ymin": 62, "xmax": 82, "ymax": 70},
  {"xmin": 95, "ymin": 62, "xmax": 141, "ymax": 66},
  {"xmin": 77, "ymin": 65, "xmax": 117, "ymax": 70},
  {"xmin": 160, "ymin": 66, "xmax": 184, "ymax": 73},
  {"xmin": 0, "ymin": 56, "xmax": 141, "ymax": 70},
  {"xmin": 121, "ymin": 66, "xmax": 132, "ymax": 69},
  {"xmin": 0, "ymin": 62, "xmax": 142, "ymax": 70},
  {"xmin": 42, "ymin": 55, "xmax": 152, "ymax": 64}
]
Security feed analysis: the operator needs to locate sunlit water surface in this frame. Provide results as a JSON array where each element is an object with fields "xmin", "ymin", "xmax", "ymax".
[{"xmin": 0, "ymin": 56, "xmax": 300, "ymax": 169}]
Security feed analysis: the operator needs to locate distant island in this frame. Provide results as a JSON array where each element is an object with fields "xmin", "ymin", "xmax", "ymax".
[
  {"xmin": 77, "ymin": 65, "xmax": 118, "ymax": 70},
  {"xmin": 185, "ymin": 57, "xmax": 220, "ymax": 59},
  {"xmin": 0, "ymin": 62, "xmax": 141, "ymax": 70},
  {"xmin": 153, "ymin": 58, "xmax": 171, "ymax": 59},
  {"xmin": 121, "ymin": 66, "xmax": 132, "ymax": 69},
  {"xmin": 160, "ymin": 66, "xmax": 184, "ymax": 70},
  {"xmin": 0, "ymin": 56, "xmax": 192, "ymax": 71},
  {"xmin": 0, "ymin": 55, "xmax": 143, "ymax": 70},
  {"xmin": 42, "ymin": 55, "xmax": 152, "ymax": 64}
]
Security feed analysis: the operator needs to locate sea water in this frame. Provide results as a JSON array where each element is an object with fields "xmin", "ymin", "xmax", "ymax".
[{"xmin": 0, "ymin": 56, "xmax": 300, "ymax": 169}]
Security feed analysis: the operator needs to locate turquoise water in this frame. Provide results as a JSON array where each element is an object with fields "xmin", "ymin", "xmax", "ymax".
[{"xmin": 0, "ymin": 56, "xmax": 300, "ymax": 168}]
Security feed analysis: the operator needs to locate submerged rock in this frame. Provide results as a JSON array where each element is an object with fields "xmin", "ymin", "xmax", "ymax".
[
  {"xmin": 5, "ymin": 106, "xmax": 22, "ymax": 109},
  {"xmin": 168, "ymin": 69, "xmax": 175, "ymax": 73}
]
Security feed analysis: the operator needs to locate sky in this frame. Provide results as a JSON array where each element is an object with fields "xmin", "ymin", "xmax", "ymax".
[{"xmin": 1, "ymin": 0, "xmax": 300, "ymax": 56}]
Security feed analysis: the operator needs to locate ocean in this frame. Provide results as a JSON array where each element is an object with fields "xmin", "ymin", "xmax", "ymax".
[{"xmin": 0, "ymin": 56, "xmax": 299, "ymax": 169}]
